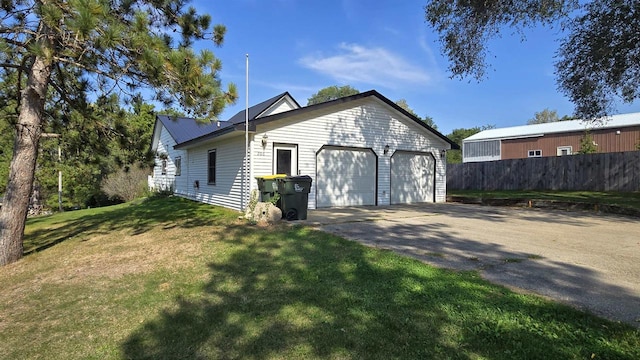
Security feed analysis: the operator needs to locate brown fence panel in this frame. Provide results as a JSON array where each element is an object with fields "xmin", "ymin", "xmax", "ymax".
[{"xmin": 447, "ymin": 151, "xmax": 640, "ymax": 192}]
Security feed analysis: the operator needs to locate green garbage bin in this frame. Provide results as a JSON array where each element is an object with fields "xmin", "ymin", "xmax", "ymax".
[
  {"xmin": 255, "ymin": 174, "xmax": 286, "ymax": 203},
  {"xmin": 276, "ymin": 175, "xmax": 312, "ymax": 220}
]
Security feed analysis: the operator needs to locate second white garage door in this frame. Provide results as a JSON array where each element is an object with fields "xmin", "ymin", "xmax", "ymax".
[
  {"xmin": 316, "ymin": 147, "xmax": 376, "ymax": 207},
  {"xmin": 391, "ymin": 151, "xmax": 435, "ymax": 204}
]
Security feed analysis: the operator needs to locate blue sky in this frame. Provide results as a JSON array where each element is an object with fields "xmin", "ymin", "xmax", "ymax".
[{"xmin": 191, "ymin": 0, "xmax": 640, "ymax": 135}]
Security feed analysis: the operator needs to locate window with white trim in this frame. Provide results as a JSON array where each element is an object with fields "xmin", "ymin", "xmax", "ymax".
[
  {"xmin": 175, "ymin": 156, "xmax": 181, "ymax": 176},
  {"xmin": 207, "ymin": 149, "xmax": 216, "ymax": 184},
  {"xmin": 528, "ymin": 149, "xmax": 542, "ymax": 158},
  {"xmin": 161, "ymin": 159, "xmax": 167, "ymax": 175},
  {"xmin": 556, "ymin": 146, "xmax": 572, "ymax": 156}
]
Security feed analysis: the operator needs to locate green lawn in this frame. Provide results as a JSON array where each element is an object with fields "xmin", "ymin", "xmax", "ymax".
[
  {"xmin": 0, "ymin": 196, "xmax": 638, "ymax": 359},
  {"xmin": 449, "ymin": 190, "xmax": 640, "ymax": 211}
]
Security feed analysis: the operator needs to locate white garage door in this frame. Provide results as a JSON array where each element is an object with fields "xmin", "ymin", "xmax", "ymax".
[
  {"xmin": 316, "ymin": 147, "xmax": 376, "ymax": 207},
  {"xmin": 391, "ymin": 151, "xmax": 435, "ymax": 204}
]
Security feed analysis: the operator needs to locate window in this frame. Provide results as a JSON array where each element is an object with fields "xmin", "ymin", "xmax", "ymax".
[
  {"xmin": 175, "ymin": 156, "xmax": 181, "ymax": 176},
  {"xmin": 161, "ymin": 159, "xmax": 167, "ymax": 175},
  {"xmin": 556, "ymin": 146, "xmax": 572, "ymax": 156},
  {"xmin": 207, "ymin": 149, "xmax": 216, "ymax": 184},
  {"xmin": 527, "ymin": 150, "xmax": 542, "ymax": 158},
  {"xmin": 463, "ymin": 140, "xmax": 501, "ymax": 159}
]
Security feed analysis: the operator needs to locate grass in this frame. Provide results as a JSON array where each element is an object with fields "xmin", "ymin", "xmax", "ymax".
[
  {"xmin": 449, "ymin": 190, "xmax": 640, "ymax": 211},
  {"xmin": 1, "ymin": 196, "xmax": 639, "ymax": 359}
]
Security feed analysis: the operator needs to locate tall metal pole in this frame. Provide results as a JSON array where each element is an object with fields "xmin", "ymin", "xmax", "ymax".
[
  {"xmin": 244, "ymin": 53, "xmax": 249, "ymax": 210},
  {"xmin": 58, "ymin": 145, "xmax": 62, "ymax": 212},
  {"xmin": 42, "ymin": 133, "xmax": 62, "ymax": 212}
]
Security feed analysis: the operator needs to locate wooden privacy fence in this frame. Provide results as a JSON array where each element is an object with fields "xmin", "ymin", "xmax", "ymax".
[{"xmin": 447, "ymin": 151, "xmax": 640, "ymax": 192}]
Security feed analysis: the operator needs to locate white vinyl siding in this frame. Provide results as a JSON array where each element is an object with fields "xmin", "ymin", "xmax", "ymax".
[
  {"xmin": 251, "ymin": 97, "xmax": 449, "ymax": 209},
  {"xmin": 174, "ymin": 136, "xmax": 247, "ymax": 211},
  {"xmin": 151, "ymin": 125, "xmax": 187, "ymax": 192},
  {"xmin": 260, "ymin": 97, "xmax": 298, "ymax": 117}
]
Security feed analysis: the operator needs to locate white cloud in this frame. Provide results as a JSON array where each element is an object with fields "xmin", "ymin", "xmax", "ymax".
[
  {"xmin": 299, "ymin": 43, "xmax": 432, "ymax": 88},
  {"xmin": 252, "ymin": 79, "xmax": 318, "ymax": 94}
]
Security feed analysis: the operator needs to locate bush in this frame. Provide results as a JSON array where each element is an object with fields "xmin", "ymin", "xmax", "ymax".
[{"xmin": 101, "ymin": 166, "xmax": 150, "ymax": 202}]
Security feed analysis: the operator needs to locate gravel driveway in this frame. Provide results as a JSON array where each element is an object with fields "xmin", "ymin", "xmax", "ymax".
[{"xmin": 305, "ymin": 203, "xmax": 640, "ymax": 327}]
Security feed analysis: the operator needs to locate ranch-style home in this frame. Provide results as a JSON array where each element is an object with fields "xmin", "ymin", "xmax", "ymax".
[{"xmin": 149, "ymin": 90, "xmax": 459, "ymax": 211}]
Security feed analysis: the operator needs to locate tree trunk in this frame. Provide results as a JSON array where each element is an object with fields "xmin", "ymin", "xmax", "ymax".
[{"xmin": 0, "ymin": 54, "xmax": 52, "ymax": 266}]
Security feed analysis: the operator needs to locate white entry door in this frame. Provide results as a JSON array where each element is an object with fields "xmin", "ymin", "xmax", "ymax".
[
  {"xmin": 391, "ymin": 151, "xmax": 435, "ymax": 204},
  {"xmin": 273, "ymin": 144, "xmax": 298, "ymax": 176},
  {"xmin": 316, "ymin": 147, "xmax": 376, "ymax": 207}
]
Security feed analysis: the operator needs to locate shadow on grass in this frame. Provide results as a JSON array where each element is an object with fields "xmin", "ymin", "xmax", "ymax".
[
  {"xmin": 121, "ymin": 224, "xmax": 639, "ymax": 359},
  {"xmin": 324, "ymin": 219, "xmax": 640, "ymax": 327},
  {"xmin": 23, "ymin": 196, "xmax": 237, "ymax": 255}
]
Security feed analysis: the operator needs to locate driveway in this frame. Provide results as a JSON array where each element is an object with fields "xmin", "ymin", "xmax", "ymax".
[{"xmin": 303, "ymin": 203, "xmax": 640, "ymax": 327}]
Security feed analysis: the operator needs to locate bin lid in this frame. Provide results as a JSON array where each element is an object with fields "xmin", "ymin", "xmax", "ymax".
[
  {"xmin": 256, "ymin": 174, "xmax": 287, "ymax": 180},
  {"xmin": 281, "ymin": 175, "xmax": 313, "ymax": 182}
]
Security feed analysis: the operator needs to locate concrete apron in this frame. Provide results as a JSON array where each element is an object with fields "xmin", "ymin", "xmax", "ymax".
[
  {"xmin": 300, "ymin": 204, "xmax": 443, "ymax": 226},
  {"xmin": 299, "ymin": 203, "xmax": 640, "ymax": 328}
]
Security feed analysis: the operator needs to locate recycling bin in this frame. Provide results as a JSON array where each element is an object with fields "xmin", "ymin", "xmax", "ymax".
[
  {"xmin": 255, "ymin": 174, "xmax": 286, "ymax": 203},
  {"xmin": 276, "ymin": 175, "xmax": 312, "ymax": 220}
]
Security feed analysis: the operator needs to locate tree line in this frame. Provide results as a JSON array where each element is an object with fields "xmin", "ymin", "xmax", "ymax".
[
  {"xmin": 0, "ymin": 92, "xmax": 161, "ymax": 210},
  {"xmin": 1, "ymin": 0, "xmax": 638, "ymax": 267}
]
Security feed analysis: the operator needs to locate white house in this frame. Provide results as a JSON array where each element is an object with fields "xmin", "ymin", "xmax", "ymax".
[{"xmin": 150, "ymin": 90, "xmax": 459, "ymax": 211}]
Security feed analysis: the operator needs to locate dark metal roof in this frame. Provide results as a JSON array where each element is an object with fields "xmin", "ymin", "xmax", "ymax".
[
  {"xmin": 225, "ymin": 92, "xmax": 297, "ymax": 125},
  {"xmin": 157, "ymin": 92, "xmax": 295, "ymax": 147},
  {"xmin": 156, "ymin": 115, "xmax": 224, "ymax": 145}
]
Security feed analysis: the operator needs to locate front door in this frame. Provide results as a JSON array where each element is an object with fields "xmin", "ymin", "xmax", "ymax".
[{"xmin": 273, "ymin": 144, "xmax": 298, "ymax": 176}]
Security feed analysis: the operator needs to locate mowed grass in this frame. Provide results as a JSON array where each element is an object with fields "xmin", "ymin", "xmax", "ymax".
[
  {"xmin": 0, "ymin": 196, "xmax": 638, "ymax": 359},
  {"xmin": 449, "ymin": 190, "xmax": 640, "ymax": 211}
]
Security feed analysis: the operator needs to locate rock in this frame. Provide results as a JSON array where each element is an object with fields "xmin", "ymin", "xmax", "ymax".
[{"xmin": 248, "ymin": 202, "xmax": 282, "ymax": 225}]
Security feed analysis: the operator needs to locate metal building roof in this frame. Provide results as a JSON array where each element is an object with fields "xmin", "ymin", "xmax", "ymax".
[
  {"xmin": 464, "ymin": 112, "xmax": 640, "ymax": 142},
  {"xmin": 156, "ymin": 92, "xmax": 292, "ymax": 146}
]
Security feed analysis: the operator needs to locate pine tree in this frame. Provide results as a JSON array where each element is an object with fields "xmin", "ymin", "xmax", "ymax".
[{"xmin": 0, "ymin": 0, "xmax": 237, "ymax": 266}]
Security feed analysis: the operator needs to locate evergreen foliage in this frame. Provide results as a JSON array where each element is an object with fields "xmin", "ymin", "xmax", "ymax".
[{"xmin": 0, "ymin": 0, "xmax": 237, "ymax": 265}]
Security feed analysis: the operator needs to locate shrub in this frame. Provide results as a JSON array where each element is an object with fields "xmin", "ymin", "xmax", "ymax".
[{"xmin": 101, "ymin": 165, "xmax": 150, "ymax": 202}]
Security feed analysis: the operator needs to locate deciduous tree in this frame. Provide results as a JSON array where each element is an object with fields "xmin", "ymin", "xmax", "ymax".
[
  {"xmin": 527, "ymin": 108, "xmax": 560, "ymax": 125},
  {"xmin": 0, "ymin": 0, "xmax": 237, "ymax": 266},
  {"xmin": 424, "ymin": 0, "xmax": 639, "ymax": 118},
  {"xmin": 307, "ymin": 85, "xmax": 359, "ymax": 105}
]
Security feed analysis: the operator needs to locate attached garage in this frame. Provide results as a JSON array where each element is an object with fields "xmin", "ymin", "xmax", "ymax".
[
  {"xmin": 390, "ymin": 151, "xmax": 435, "ymax": 204},
  {"xmin": 316, "ymin": 146, "xmax": 377, "ymax": 207}
]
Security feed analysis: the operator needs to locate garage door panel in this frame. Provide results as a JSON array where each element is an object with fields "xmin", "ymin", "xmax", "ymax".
[
  {"xmin": 317, "ymin": 148, "xmax": 376, "ymax": 207},
  {"xmin": 391, "ymin": 152, "xmax": 434, "ymax": 204}
]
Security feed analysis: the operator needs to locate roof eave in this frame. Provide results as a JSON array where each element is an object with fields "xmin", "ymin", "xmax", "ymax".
[
  {"xmin": 173, "ymin": 123, "xmax": 256, "ymax": 150},
  {"xmin": 250, "ymin": 90, "xmax": 460, "ymax": 150}
]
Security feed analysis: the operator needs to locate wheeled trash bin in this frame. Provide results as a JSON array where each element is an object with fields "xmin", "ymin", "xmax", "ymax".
[
  {"xmin": 276, "ymin": 175, "xmax": 312, "ymax": 220},
  {"xmin": 255, "ymin": 174, "xmax": 287, "ymax": 203}
]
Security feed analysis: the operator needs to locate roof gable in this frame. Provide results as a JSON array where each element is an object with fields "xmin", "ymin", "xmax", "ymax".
[
  {"xmin": 226, "ymin": 92, "xmax": 298, "ymax": 125},
  {"xmin": 173, "ymin": 90, "xmax": 459, "ymax": 150},
  {"xmin": 253, "ymin": 90, "xmax": 459, "ymax": 149},
  {"xmin": 156, "ymin": 92, "xmax": 297, "ymax": 147},
  {"xmin": 156, "ymin": 115, "xmax": 223, "ymax": 145}
]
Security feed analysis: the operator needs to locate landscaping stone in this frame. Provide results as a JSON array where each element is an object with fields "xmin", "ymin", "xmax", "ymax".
[{"xmin": 247, "ymin": 202, "xmax": 282, "ymax": 225}]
